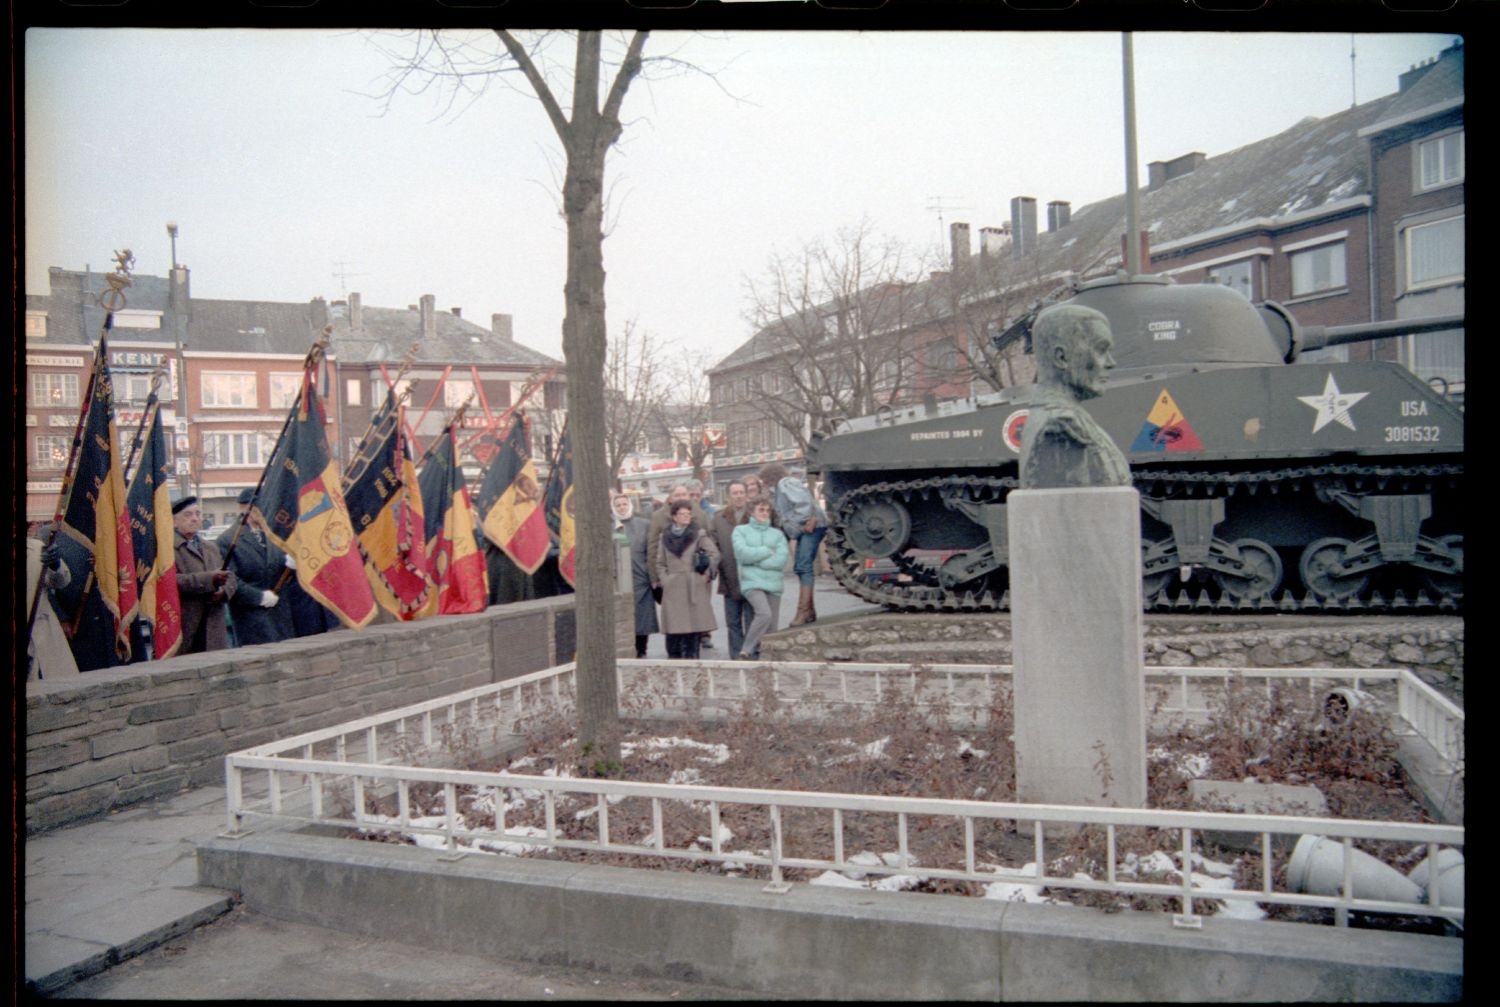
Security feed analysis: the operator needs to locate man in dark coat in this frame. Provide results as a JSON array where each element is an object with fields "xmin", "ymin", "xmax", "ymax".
[
  {"xmin": 172, "ymin": 496, "xmax": 235, "ymax": 654},
  {"xmin": 217, "ymin": 488, "xmax": 292, "ymax": 646},
  {"xmin": 709, "ymin": 480, "xmax": 751, "ymax": 660},
  {"xmin": 613, "ymin": 492, "xmax": 658, "ymax": 657}
]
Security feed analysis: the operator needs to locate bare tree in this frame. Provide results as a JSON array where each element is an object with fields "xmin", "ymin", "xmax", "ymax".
[
  {"xmin": 604, "ymin": 318, "xmax": 667, "ymax": 491},
  {"xmin": 655, "ymin": 349, "xmax": 717, "ymax": 482},
  {"xmin": 738, "ymin": 219, "xmax": 926, "ymax": 453},
  {"xmin": 370, "ymin": 28, "xmax": 680, "ymax": 765}
]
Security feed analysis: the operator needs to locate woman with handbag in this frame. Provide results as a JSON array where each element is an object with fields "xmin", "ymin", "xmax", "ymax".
[{"xmin": 654, "ymin": 499, "xmax": 720, "ymax": 659}]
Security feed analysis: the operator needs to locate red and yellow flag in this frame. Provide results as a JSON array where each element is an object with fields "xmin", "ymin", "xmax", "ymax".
[
  {"xmin": 344, "ymin": 389, "xmax": 433, "ymax": 619},
  {"xmin": 125, "ymin": 394, "xmax": 182, "ymax": 658},
  {"xmin": 252, "ymin": 369, "xmax": 376, "ymax": 629},
  {"xmin": 476, "ymin": 419, "xmax": 550, "ymax": 575},
  {"xmin": 416, "ymin": 425, "xmax": 489, "ymax": 615}
]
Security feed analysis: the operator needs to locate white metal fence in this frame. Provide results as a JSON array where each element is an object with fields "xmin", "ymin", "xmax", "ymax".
[{"xmin": 223, "ymin": 659, "xmax": 1463, "ymax": 929}]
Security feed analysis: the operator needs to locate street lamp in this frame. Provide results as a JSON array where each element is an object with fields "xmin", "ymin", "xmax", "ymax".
[{"xmin": 166, "ymin": 221, "xmax": 190, "ymax": 494}]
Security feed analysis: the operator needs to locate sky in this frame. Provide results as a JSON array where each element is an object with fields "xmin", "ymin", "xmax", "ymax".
[{"xmin": 24, "ymin": 28, "xmax": 1460, "ymax": 368}]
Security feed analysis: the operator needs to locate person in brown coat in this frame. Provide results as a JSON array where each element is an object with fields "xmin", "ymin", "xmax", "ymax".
[
  {"xmin": 654, "ymin": 500, "xmax": 719, "ymax": 659},
  {"xmin": 172, "ymin": 496, "xmax": 235, "ymax": 654}
]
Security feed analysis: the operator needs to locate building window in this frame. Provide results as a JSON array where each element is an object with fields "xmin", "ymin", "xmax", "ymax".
[
  {"xmin": 202, "ymin": 431, "xmax": 271, "ymax": 469},
  {"xmin": 269, "ymin": 372, "xmax": 303, "ymax": 409},
  {"xmin": 346, "ymin": 378, "xmax": 362, "ymax": 407},
  {"xmin": 1405, "ymin": 215, "xmax": 1464, "ymax": 290},
  {"xmin": 33, "ymin": 434, "xmax": 70, "ymax": 470},
  {"xmin": 30, "ymin": 372, "xmax": 80, "ymax": 408},
  {"xmin": 201, "ymin": 372, "xmax": 258, "ymax": 408},
  {"xmin": 444, "ymin": 378, "xmax": 475, "ymax": 409},
  {"xmin": 1408, "ymin": 328, "xmax": 1464, "ymax": 397},
  {"xmin": 1289, "ymin": 241, "xmax": 1346, "ymax": 297},
  {"xmin": 1208, "ymin": 259, "xmax": 1254, "ymax": 300},
  {"xmin": 1417, "ymin": 130, "xmax": 1464, "ymax": 191}
]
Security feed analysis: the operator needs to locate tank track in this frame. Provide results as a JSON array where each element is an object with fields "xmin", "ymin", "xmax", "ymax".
[{"xmin": 824, "ymin": 463, "xmax": 1462, "ymax": 614}]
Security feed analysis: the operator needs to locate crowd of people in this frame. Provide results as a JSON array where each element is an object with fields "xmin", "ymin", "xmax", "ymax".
[{"xmin": 613, "ymin": 465, "xmax": 828, "ymax": 661}]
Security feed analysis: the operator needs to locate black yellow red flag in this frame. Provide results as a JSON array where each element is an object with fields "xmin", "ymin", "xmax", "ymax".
[
  {"xmin": 56, "ymin": 333, "xmax": 139, "ymax": 669},
  {"xmin": 416, "ymin": 425, "xmax": 489, "ymax": 615},
  {"xmin": 475, "ymin": 418, "xmax": 550, "ymax": 575},
  {"xmin": 252, "ymin": 369, "xmax": 376, "ymax": 629},
  {"xmin": 344, "ymin": 389, "xmax": 433, "ymax": 619},
  {"xmin": 125, "ymin": 394, "xmax": 183, "ymax": 659},
  {"xmin": 542, "ymin": 425, "xmax": 576, "ymax": 588}
]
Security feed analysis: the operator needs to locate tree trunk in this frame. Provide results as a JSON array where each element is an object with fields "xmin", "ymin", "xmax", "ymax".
[{"xmin": 561, "ymin": 34, "xmax": 621, "ymax": 766}]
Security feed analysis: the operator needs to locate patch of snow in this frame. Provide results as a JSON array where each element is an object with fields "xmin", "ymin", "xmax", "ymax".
[
  {"xmin": 824, "ymin": 736, "xmax": 890, "ymax": 766},
  {"xmin": 1326, "ymin": 177, "xmax": 1360, "ymax": 201},
  {"xmin": 811, "ymin": 871, "xmax": 868, "ymax": 889},
  {"xmin": 1219, "ymin": 197, "xmax": 1239, "ymax": 214},
  {"xmin": 956, "ymin": 738, "xmax": 989, "ymax": 759},
  {"xmin": 1179, "ymin": 754, "xmax": 1211, "ymax": 779},
  {"xmin": 622, "ymin": 736, "xmax": 731, "ymax": 764},
  {"xmin": 667, "ymin": 768, "xmax": 704, "ymax": 785},
  {"xmin": 696, "ymin": 824, "xmax": 734, "ymax": 848},
  {"xmin": 472, "ymin": 826, "xmax": 550, "ymax": 856}
]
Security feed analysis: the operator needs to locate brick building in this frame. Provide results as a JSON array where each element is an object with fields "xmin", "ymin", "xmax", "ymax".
[{"xmin": 24, "ymin": 268, "xmax": 563, "ymax": 529}]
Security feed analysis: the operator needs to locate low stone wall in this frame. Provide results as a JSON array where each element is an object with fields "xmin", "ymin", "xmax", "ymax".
[
  {"xmin": 761, "ymin": 613, "xmax": 1464, "ymax": 700},
  {"xmin": 25, "ymin": 592, "xmax": 633, "ymax": 835}
]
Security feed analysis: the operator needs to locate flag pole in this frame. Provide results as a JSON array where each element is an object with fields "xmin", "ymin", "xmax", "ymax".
[
  {"xmin": 219, "ymin": 327, "xmax": 331, "ymax": 571},
  {"xmin": 122, "ymin": 360, "xmax": 171, "ymax": 485},
  {"xmin": 26, "ymin": 250, "xmax": 136, "ymax": 650}
]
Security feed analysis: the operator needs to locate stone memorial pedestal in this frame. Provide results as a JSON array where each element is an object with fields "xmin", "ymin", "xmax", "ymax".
[{"xmin": 1009, "ymin": 486, "xmax": 1146, "ymax": 808}]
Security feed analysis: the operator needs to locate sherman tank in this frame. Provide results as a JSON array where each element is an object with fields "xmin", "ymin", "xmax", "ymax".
[{"xmin": 805, "ymin": 272, "xmax": 1463, "ymax": 613}]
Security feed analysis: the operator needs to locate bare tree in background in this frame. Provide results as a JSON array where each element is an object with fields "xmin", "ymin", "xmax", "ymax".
[
  {"xmin": 654, "ymin": 349, "xmax": 718, "ymax": 483},
  {"xmin": 604, "ymin": 318, "xmax": 667, "ymax": 491},
  {"xmin": 369, "ymin": 28, "xmax": 701, "ymax": 766},
  {"xmin": 738, "ymin": 219, "xmax": 925, "ymax": 454}
]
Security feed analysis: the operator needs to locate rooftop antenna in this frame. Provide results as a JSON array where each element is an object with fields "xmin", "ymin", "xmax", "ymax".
[
  {"xmin": 925, "ymin": 196, "xmax": 972, "ymax": 248},
  {"xmin": 1350, "ymin": 34, "xmax": 1357, "ymax": 108},
  {"xmin": 331, "ymin": 261, "xmax": 367, "ymax": 299}
]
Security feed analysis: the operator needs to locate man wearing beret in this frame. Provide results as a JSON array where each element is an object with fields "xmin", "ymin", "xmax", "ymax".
[
  {"xmin": 172, "ymin": 495, "xmax": 235, "ymax": 653},
  {"xmin": 218, "ymin": 488, "xmax": 292, "ymax": 646}
]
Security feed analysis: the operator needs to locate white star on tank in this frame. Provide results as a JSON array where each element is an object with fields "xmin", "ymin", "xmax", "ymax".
[{"xmin": 1297, "ymin": 373, "xmax": 1369, "ymax": 433}]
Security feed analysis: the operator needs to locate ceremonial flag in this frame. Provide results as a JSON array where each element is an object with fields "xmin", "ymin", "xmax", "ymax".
[
  {"xmin": 124, "ymin": 394, "xmax": 182, "ymax": 659},
  {"xmin": 343, "ymin": 389, "xmax": 432, "ymax": 619},
  {"xmin": 543, "ymin": 426, "xmax": 576, "ymax": 588},
  {"xmin": 252, "ymin": 368, "xmax": 376, "ymax": 629},
  {"xmin": 56, "ymin": 333, "xmax": 138, "ymax": 669},
  {"xmin": 475, "ymin": 419, "xmax": 550, "ymax": 575},
  {"xmin": 416, "ymin": 426, "xmax": 489, "ymax": 615}
]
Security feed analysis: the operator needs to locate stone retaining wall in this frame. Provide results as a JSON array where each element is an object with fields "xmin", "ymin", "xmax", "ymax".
[
  {"xmin": 25, "ymin": 593, "xmax": 633, "ymax": 834},
  {"xmin": 761, "ymin": 613, "xmax": 1464, "ymax": 700}
]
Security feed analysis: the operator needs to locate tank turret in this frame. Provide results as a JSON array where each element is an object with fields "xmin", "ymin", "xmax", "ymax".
[{"xmin": 808, "ymin": 272, "xmax": 1463, "ymax": 613}]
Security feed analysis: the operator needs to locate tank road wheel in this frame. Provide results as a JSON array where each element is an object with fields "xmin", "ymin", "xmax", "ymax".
[
  {"xmin": 1299, "ymin": 537, "xmax": 1370, "ymax": 603},
  {"xmin": 843, "ymin": 496, "xmax": 912, "ymax": 559},
  {"xmin": 1421, "ymin": 534, "xmax": 1463, "ymax": 602},
  {"xmin": 1213, "ymin": 538, "xmax": 1283, "ymax": 604}
]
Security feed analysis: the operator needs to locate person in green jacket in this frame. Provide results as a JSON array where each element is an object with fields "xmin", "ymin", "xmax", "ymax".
[{"xmin": 731, "ymin": 495, "xmax": 790, "ymax": 661}]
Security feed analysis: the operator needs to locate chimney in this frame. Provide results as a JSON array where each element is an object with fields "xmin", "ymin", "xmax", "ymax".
[
  {"xmin": 349, "ymin": 292, "xmax": 362, "ymax": 329},
  {"xmin": 309, "ymin": 296, "xmax": 329, "ymax": 331},
  {"xmin": 450, "ymin": 306, "xmax": 462, "ymax": 319},
  {"xmin": 1010, "ymin": 196, "xmax": 1037, "ymax": 259},
  {"xmin": 419, "ymin": 294, "xmax": 436, "ymax": 339},
  {"xmin": 1147, "ymin": 160, "xmax": 1166, "ymax": 191},
  {"xmin": 949, "ymin": 221, "xmax": 971, "ymax": 273},
  {"xmin": 1046, "ymin": 200, "xmax": 1071, "ymax": 231},
  {"xmin": 979, "ymin": 226, "xmax": 1008, "ymax": 259},
  {"xmin": 492, "ymin": 313, "xmax": 514, "ymax": 341}
]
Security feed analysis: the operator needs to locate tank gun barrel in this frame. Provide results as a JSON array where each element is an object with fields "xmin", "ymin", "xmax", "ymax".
[{"xmin": 1299, "ymin": 313, "xmax": 1464, "ymax": 352}]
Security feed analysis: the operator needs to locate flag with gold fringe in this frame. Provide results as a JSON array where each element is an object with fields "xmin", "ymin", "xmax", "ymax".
[
  {"xmin": 475, "ymin": 417, "xmax": 550, "ymax": 575},
  {"xmin": 125, "ymin": 393, "xmax": 182, "ymax": 659},
  {"xmin": 55, "ymin": 331, "xmax": 139, "ymax": 669},
  {"xmin": 252, "ymin": 367, "xmax": 376, "ymax": 629},
  {"xmin": 344, "ymin": 388, "xmax": 432, "ymax": 619},
  {"xmin": 416, "ymin": 424, "xmax": 489, "ymax": 615}
]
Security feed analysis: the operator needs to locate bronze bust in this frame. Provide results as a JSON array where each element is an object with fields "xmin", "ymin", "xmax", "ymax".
[{"xmin": 1019, "ymin": 304, "xmax": 1132, "ymax": 489}]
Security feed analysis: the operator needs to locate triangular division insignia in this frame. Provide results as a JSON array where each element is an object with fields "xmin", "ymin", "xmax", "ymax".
[{"xmin": 1130, "ymin": 389, "xmax": 1204, "ymax": 452}]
